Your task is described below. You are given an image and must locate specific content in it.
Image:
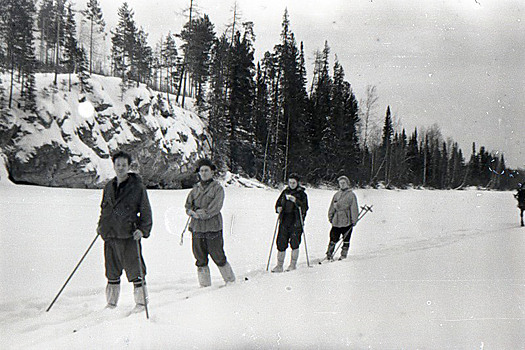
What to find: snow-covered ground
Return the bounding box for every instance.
[0,179,523,349]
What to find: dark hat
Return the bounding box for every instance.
[194,158,216,173]
[288,173,300,181]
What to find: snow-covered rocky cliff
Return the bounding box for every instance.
[0,74,210,188]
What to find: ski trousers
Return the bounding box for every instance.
[192,230,228,268]
[329,225,353,249]
[276,223,302,252]
[104,238,146,284]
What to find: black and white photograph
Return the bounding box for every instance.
[0,0,523,348]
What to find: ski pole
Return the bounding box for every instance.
[136,240,150,319]
[331,205,373,259]
[266,213,281,271]
[46,234,99,312]
[179,216,191,246]
[298,206,310,267]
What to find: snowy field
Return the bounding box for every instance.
[0,179,524,349]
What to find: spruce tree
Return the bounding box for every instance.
[179,14,215,106]
[81,0,105,74]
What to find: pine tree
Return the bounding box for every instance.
[227,24,256,175]
[135,27,153,86]
[207,34,230,170]
[379,106,393,184]
[179,14,215,106]
[111,2,137,82]
[37,0,55,65]
[309,41,333,182]
[329,58,360,181]
[2,0,37,110]
[161,32,179,102]
[81,0,105,75]
[63,2,80,91]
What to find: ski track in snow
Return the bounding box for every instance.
[0,183,524,349]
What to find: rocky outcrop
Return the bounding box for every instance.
[1,74,209,188]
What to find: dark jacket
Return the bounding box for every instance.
[517,188,525,208]
[185,180,224,233]
[275,186,309,229]
[97,173,152,240]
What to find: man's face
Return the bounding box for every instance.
[199,166,213,181]
[288,178,298,189]
[114,157,130,178]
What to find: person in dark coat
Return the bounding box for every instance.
[185,158,235,287]
[97,151,152,309]
[272,173,309,272]
[515,183,525,227]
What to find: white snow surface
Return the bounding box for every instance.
[0,184,523,349]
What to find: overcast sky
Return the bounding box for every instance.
[94,0,524,169]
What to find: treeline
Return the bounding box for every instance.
[0,1,519,189]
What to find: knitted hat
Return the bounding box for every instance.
[337,175,350,185]
[194,158,216,173]
[288,173,300,181]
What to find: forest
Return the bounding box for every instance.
[0,0,520,189]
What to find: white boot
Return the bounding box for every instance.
[198,266,211,287]
[218,262,236,284]
[133,284,148,307]
[272,251,286,273]
[105,283,120,308]
[286,249,299,271]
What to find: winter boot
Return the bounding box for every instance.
[198,266,212,287]
[218,262,236,284]
[326,242,336,260]
[271,251,286,273]
[105,283,120,308]
[286,249,299,271]
[133,282,148,307]
[339,247,349,260]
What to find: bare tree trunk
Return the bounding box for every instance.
[8,51,15,109]
[54,0,62,86]
[89,18,94,75]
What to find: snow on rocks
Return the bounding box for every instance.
[0,73,209,188]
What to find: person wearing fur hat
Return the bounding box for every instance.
[326,175,359,260]
[185,158,235,287]
[272,173,309,272]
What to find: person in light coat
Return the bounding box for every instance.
[326,175,359,260]
[185,158,235,287]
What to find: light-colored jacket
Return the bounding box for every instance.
[185,180,224,233]
[328,189,359,227]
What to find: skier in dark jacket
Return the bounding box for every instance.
[515,183,525,227]
[97,151,152,310]
[185,158,235,287]
[272,173,309,272]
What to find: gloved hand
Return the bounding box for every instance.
[276,207,282,214]
[133,229,143,240]
[188,210,200,219]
